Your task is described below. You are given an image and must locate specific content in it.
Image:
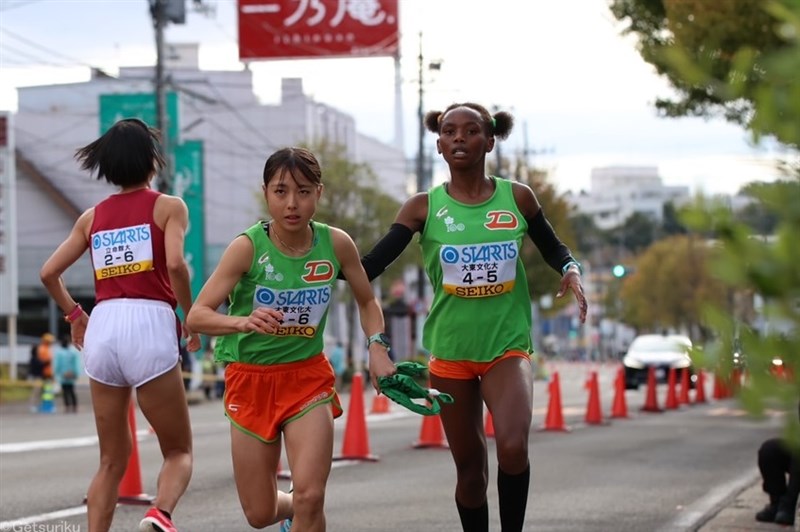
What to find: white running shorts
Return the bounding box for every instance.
[83,298,180,387]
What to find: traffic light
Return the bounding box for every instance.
[612,264,627,278]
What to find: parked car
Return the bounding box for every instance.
[622,334,694,390]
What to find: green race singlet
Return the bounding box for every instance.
[420,177,532,362]
[214,220,339,366]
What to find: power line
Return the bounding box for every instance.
[0,26,110,72]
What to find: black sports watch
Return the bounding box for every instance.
[367,333,391,349]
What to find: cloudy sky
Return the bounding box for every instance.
[0,0,787,195]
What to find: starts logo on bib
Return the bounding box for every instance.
[253,285,332,337]
[439,242,519,298]
[91,224,154,279]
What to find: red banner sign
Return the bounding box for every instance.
[238,0,399,61]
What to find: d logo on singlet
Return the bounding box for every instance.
[302,260,335,283]
[484,211,518,230]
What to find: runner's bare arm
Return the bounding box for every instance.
[162,196,193,317]
[40,208,93,314]
[40,209,93,348]
[187,235,283,336]
[332,227,395,389]
[161,195,202,350]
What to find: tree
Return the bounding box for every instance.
[662,202,688,236]
[620,211,660,253]
[737,182,782,235]
[569,212,608,255]
[516,168,578,314]
[682,182,799,443]
[609,0,791,132]
[616,0,800,440]
[619,234,729,338]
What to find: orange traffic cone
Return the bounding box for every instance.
[413,412,449,449]
[484,410,495,438]
[713,373,729,399]
[730,367,742,395]
[664,368,679,410]
[610,367,629,419]
[584,371,604,425]
[641,367,662,413]
[694,369,707,403]
[540,371,570,432]
[334,372,378,461]
[678,368,691,405]
[117,400,154,505]
[370,393,391,414]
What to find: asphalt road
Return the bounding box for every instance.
[0,361,781,531]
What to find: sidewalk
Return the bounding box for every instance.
[698,478,799,532]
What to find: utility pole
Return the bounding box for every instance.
[152,0,170,193]
[412,34,443,352]
[151,0,196,192]
[416,32,425,304]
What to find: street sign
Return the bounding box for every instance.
[173,140,205,309]
[237,0,399,60]
[99,92,180,144]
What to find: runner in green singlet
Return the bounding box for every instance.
[187,147,395,532]
[358,103,588,532]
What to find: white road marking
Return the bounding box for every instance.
[0,429,150,454]
[0,505,87,528]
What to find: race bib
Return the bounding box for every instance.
[253,285,332,338]
[440,241,518,298]
[91,224,154,279]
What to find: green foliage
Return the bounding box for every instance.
[615,0,800,442]
[619,234,729,337]
[609,0,794,138]
[682,182,800,439]
[736,183,782,234]
[620,212,660,253]
[516,170,578,312]
[569,212,609,255]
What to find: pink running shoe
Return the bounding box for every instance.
[139,507,177,532]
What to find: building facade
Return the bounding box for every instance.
[10,48,409,337]
[567,166,690,231]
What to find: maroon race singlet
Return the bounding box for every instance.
[89,188,177,308]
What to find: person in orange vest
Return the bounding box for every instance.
[37,332,55,381]
[27,333,51,412]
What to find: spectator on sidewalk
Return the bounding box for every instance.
[755,401,800,526]
[54,333,81,413]
[28,333,55,412]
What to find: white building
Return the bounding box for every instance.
[567,166,690,230]
[13,45,409,319]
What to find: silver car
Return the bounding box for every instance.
[622,334,694,390]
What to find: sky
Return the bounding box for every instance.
[0,0,789,196]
